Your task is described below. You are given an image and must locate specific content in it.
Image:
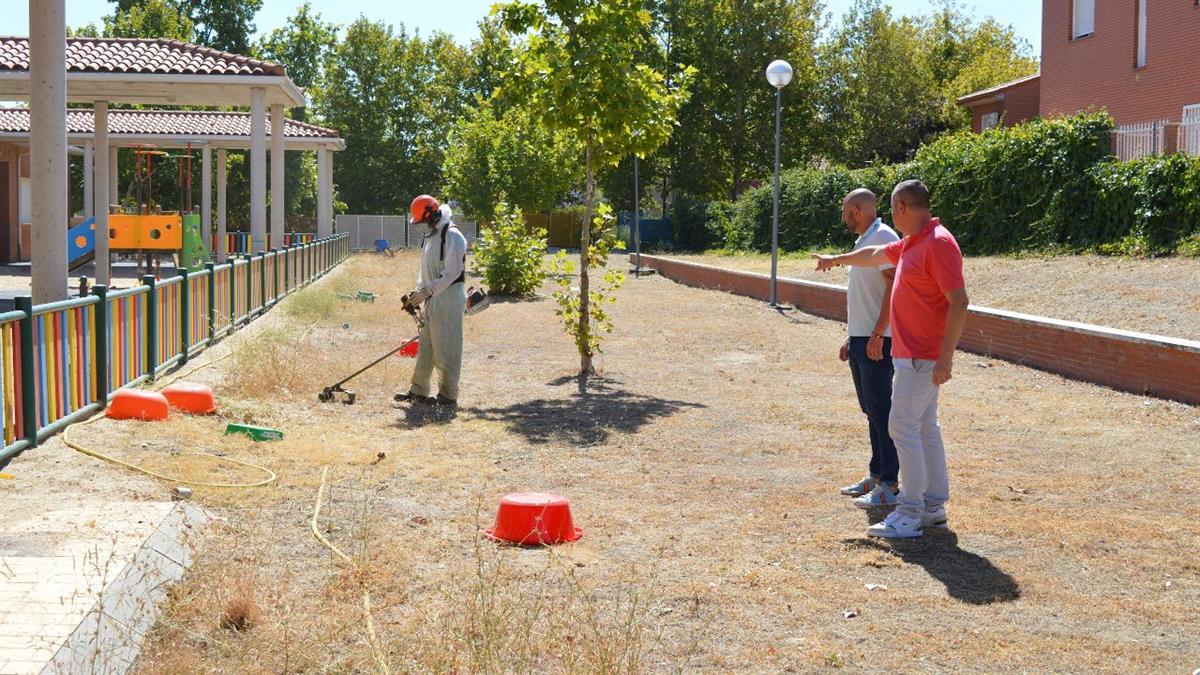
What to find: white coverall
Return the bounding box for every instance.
[410,204,468,401]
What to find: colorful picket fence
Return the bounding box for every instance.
[217,232,316,256]
[0,233,350,463]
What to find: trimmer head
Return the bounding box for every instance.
[318,385,356,405]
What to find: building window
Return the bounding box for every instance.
[981,112,1001,131]
[1136,0,1147,67]
[1073,0,1095,38]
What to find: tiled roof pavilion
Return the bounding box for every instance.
[0,108,345,150]
[0,37,304,106]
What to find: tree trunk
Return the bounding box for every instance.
[579,146,594,375]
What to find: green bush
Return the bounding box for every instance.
[669,196,718,251]
[702,111,1200,257]
[473,200,548,296]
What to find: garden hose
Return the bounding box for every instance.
[311,466,392,675]
[63,413,277,488]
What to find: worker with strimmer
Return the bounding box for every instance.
[395,195,469,407]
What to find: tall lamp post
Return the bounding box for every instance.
[633,154,641,276]
[765,59,793,307]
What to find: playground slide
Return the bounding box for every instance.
[67,217,97,273]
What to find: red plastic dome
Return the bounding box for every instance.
[486,492,582,546]
[106,389,170,421]
[160,381,217,414]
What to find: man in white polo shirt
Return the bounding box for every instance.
[835,189,901,508]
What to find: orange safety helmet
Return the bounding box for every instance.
[410,195,440,225]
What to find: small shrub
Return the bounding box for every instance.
[1177,232,1200,257]
[549,203,625,360]
[473,200,549,296]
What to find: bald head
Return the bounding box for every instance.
[841,188,878,235]
[890,180,932,235]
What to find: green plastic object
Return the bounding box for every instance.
[225,423,284,442]
[179,213,212,272]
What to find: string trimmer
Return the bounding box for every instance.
[317,286,489,405]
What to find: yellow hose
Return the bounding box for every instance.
[311,466,392,675]
[63,413,276,488]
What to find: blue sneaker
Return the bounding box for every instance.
[853,484,899,509]
[839,476,875,497]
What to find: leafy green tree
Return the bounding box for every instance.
[498,0,693,374]
[818,0,937,165]
[320,20,468,215]
[443,101,581,220]
[187,0,263,54]
[256,3,340,223]
[104,0,194,41]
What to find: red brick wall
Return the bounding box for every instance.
[636,254,1200,405]
[1041,0,1200,126]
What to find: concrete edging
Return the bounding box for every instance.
[633,254,1200,405]
[42,502,210,675]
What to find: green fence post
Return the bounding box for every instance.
[258,252,267,315]
[271,248,280,305]
[92,285,109,403]
[205,262,216,345]
[284,245,291,295]
[15,297,38,449]
[142,275,158,380]
[179,273,190,366]
[230,260,239,331]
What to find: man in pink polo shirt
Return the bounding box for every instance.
[814,180,970,538]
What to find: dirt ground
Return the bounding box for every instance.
[671,252,1200,340]
[63,250,1197,672]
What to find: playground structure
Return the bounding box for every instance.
[67,145,212,277]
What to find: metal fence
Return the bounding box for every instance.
[0,232,350,464]
[1114,120,1170,161]
[336,214,478,251]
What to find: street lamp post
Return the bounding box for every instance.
[765,59,793,307]
[633,154,641,276]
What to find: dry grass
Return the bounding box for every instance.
[672,251,1200,339]
[118,250,1199,672]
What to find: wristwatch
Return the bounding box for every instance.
[870,332,884,339]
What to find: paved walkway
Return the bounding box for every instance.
[0,440,203,674]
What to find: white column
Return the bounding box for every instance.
[325,146,335,235]
[250,87,267,253]
[94,101,110,284]
[316,145,330,237]
[30,0,67,303]
[270,104,285,249]
[217,148,228,263]
[108,146,118,206]
[82,142,94,219]
[201,145,212,252]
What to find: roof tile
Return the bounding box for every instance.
[0,107,339,140]
[0,37,286,77]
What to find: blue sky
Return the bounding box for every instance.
[1,0,1042,54]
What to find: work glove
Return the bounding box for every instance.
[405,287,432,309]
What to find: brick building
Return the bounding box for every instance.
[959,0,1200,158]
[957,73,1041,133]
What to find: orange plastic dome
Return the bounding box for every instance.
[106,389,170,421]
[161,381,217,414]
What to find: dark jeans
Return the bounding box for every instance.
[848,336,898,485]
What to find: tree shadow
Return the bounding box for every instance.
[464,376,704,446]
[844,531,1022,605]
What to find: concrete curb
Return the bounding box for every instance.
[634,253,1200,405]
[41,502,210,675]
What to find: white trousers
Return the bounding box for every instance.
[410,283,467,400]
[888,358,949,519]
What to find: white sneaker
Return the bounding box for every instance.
[866,510,923,538]
[840,476,875,497]
[921,506,948,529]
[853,484,899,509]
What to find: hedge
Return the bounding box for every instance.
[692,112,1200,256]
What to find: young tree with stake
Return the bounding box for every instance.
[496,0,693,375]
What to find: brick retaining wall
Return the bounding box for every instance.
[633,254,1200,405]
